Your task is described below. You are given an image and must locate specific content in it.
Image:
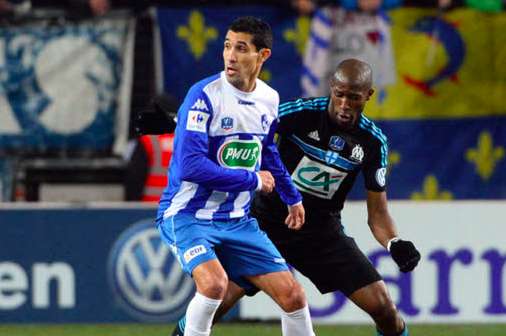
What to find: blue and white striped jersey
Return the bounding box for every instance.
[157,72,301,221]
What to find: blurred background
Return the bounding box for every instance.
[0,0,505,333]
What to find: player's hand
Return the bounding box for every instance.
[285,203,305,230]
[390,239,421,273]
[258,171,275,193]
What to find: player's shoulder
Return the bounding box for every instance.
[181,73,222,114]
[279,96,329,117]
[187,73,222,97]
[357,114,388,147]
[255,78,279,103]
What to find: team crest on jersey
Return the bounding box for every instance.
[217,139,261,171]
[221,117,234,130]
[350,144,364,163]
[191,98,209,111]
[329,136,345,151]
[261,114,269,131]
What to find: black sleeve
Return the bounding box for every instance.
[362,138,388,192]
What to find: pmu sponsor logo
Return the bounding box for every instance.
[108,220,195,322]
[305,248,506,318]
[217,139,261,171]
[0,262,75,310]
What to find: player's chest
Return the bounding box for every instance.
[286,130,365,199]
[293,127,368,170]
[208,97,274,137]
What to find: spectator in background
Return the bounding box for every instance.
[297,0,462,99]
[124,94,178,202]
[300,0,400,99]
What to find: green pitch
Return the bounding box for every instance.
[1,323,505,336]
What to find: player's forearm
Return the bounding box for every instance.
[180,154,258,192]
[368,212,398,249]
[261,144,302,205]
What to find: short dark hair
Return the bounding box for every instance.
[228,16,273,51]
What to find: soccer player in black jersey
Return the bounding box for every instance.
[171,59,420,336]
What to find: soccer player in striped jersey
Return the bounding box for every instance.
[158,16,315,336]
[172,59,420,336]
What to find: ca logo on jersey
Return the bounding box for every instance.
[291,156,347,199]
[217,139,261,171]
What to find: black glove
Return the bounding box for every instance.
[389,239,421,273]
[135,94,178,135]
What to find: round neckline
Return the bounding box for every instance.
[221,71,258,98]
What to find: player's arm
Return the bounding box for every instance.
[366,191,420,273]
[364,138,420,272]
[261,118,304,229]
[366,190,397,248]
[176,90,260,193]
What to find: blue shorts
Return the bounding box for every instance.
[158,213,288,290]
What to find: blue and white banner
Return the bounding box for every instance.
[0,18,135,155]
[0,205,206,323]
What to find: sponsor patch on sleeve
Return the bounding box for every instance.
[375,167,387,187]
[186,111,209,133]
[183,244,207,263]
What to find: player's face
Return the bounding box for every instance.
[328,81,373,128]
[223,31,269,92]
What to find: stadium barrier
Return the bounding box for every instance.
[0,202,504,323]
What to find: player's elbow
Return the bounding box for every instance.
[179,155,202,181]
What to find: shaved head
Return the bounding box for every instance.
[331,59,373,90]
[327,59,374,129]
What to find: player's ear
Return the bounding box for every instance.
[259,48,271,63]
[366,88,374,100]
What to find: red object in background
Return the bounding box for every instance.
[139,134,174,202]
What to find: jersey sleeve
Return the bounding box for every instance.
[362,137,388,192]
[261,119,302,206]
[175,86,258,192]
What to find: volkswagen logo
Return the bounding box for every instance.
[108,219,195,322]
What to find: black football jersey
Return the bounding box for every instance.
[253,96,388,223]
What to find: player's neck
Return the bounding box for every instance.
[238,75,257,92]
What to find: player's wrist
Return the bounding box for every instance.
[387,236,400,251]
[255,172,263,191]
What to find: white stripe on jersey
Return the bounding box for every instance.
[163,181,199,219]
[195,191,229,220]
[229,191,251,218]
